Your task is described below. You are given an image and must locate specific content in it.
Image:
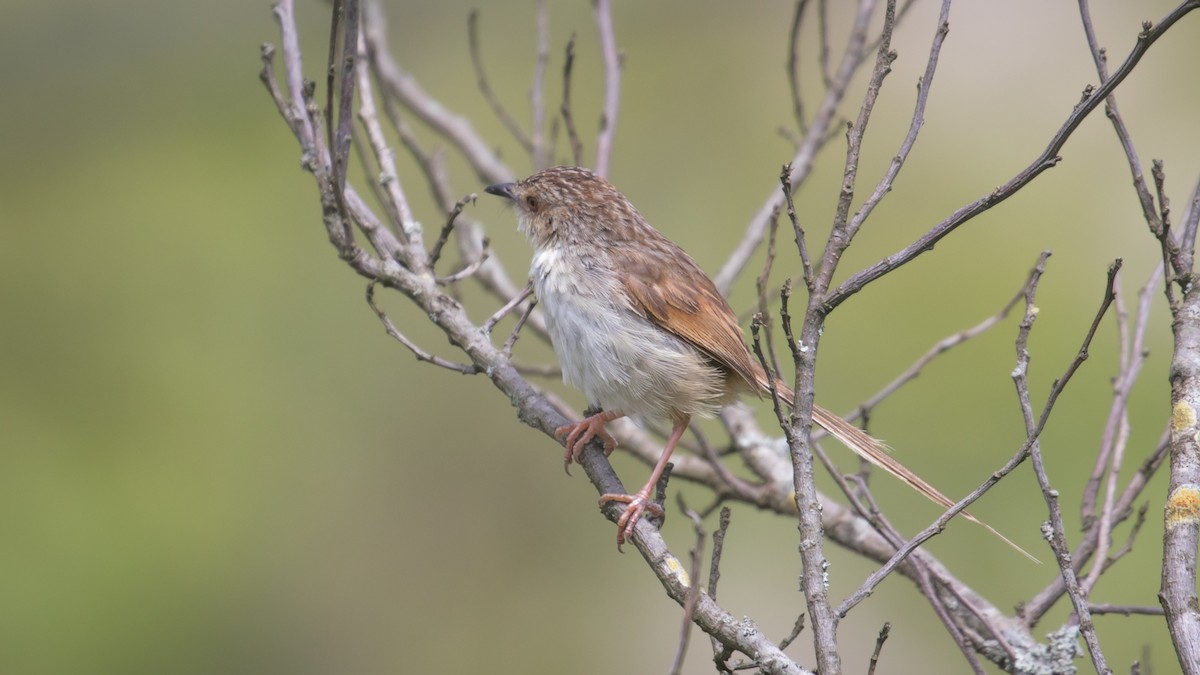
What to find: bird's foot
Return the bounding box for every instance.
[555,411,618,474]
[599,490,664,551]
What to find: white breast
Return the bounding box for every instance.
[530,244,727,422]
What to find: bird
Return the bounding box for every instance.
[485,166,1033,559]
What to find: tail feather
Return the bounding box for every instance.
[771,382,1039,563]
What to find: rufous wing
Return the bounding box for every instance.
[617,233,1036,562]
[619,237,762,391]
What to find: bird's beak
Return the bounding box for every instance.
[484,182,517,200]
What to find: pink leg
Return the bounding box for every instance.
[600,416,690,550]
[555,409,623,474]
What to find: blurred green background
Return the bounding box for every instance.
[2,0,1197,673]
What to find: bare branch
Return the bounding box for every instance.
[262,2,1200,671]
[837,252,1054,619]
[817,0,832,88]
[818,453,1000,673]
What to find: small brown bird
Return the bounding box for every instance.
[486,167,1032,559]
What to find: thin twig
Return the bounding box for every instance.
[669,497,706,675]
[817,0,832,88]
[824,454,1001,672]
[1014,261,1122,675]
[780,163,813,287]
[819,0,901,290]
[836,252,1054,619]
[366,282,479,375]
[593,0,620,177]
[836,0,946,253]
[501,297,537,357]
[482,282,535,335]
[786,0,813,134]
[778,614,807,652]
[259,44,306,143]
[1081,264,1159,526]
[849,263,1030,425]
[1088,604,1166,617]
[1082,265,1160,599]
[468,10,533,153]
[707,507,733,668]
[531,0,550,168]
[560,34,584,168]
[867,622,891,675]
[1022,431,1169,625]
[324,0,360,257]
[436,242,490,285]
[429,194,475,269]
[356,38,421,255]
[1178,172,1200,280]
[1076,0,1162,239]
[268,2,316,150]
[755,207,784,377]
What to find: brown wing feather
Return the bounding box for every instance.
[620,238,762,390]
[617,228,1038,562]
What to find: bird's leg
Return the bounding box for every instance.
[600,416,689,550]
[555,409,623,473]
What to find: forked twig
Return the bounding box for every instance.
[1013,261,1122,675]
[366,282,478,375]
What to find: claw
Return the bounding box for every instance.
[554,411,619,474]
[600,492,664,551]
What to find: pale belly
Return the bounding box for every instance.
[531,250,729,422]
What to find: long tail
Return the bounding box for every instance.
[771,382,1039,563]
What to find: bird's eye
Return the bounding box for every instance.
[525,195,539,210]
